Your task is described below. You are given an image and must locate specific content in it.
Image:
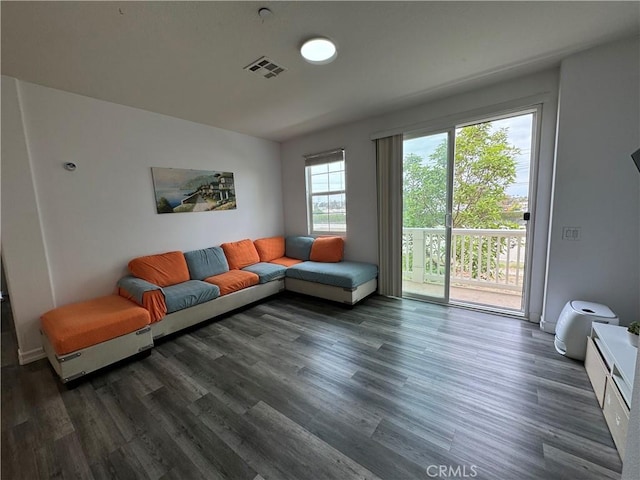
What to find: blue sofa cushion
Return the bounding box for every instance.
[285,236,315,261]
[285,261,378,289]
[163,280,220,314]
[242,262,287,284]
[184,247,229,280]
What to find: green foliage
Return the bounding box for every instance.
[403,123,520,229]
[156,197,174,214]
[313,213,346,224]
[628,321,640,335]
[452,124,519,228]
[403,153,447,228]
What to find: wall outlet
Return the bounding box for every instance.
[562,226,581,241]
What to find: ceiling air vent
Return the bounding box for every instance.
[244,56,287,79]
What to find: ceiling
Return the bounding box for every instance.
[2,2,639,142]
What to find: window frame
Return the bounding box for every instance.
[304,148,347,236]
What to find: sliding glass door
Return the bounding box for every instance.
[402,130,454,302]
[401,109,537,314]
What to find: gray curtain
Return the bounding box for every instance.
[376,135,403,297]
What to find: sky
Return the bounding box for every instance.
[403,113,533,198]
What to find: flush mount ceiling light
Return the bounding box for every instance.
[300,37,337,65]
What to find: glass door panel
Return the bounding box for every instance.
[449,112,534,313]
[402,131,453,302]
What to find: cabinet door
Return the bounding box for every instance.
[584,337,608,407]
[603,377,630,460]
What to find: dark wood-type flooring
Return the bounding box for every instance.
[1,293,623,479]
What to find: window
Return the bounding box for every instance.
[305,148,346,235]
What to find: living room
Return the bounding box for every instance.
[1,2,639,479]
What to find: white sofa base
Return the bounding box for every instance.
[41,326,154,383]
[285,277,377,305]
[151,278,285,339]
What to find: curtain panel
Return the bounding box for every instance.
[376,135,403,297]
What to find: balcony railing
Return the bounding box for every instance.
[402,228,526,292]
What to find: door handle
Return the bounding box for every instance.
[445,214,452,228]
[523,212,531,221]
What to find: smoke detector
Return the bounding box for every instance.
[244,56,287,79]
[258,7,272,19]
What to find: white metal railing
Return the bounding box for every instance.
[402,228,526,292]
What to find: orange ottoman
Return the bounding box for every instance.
[41,295,153,383]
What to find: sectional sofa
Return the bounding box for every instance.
[118,235,377,339]
[40,235,378,383]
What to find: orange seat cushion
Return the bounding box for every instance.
[204,270,259,296]
[254,236,285,262]
[41,295,150,355]
[270,256,303,267]
[221,239,260,270]
[128,251,190,287]
[310,236,344,263]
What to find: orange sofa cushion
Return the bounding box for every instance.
[270,256,303,267]
[204,270,259,296]
[310,236,344,263]
[221,239,260,270]
[254,236,285,262]
[128,251,190,287]
[41,295,150,355]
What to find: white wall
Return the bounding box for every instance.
[2,78,283,362]
[1,77,56,363]
[282,121,379,263]
[542,37,640,330]
[282,69,559,322]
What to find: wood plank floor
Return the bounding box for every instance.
[1,293,623,479]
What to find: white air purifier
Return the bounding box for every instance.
[554,300,618,360]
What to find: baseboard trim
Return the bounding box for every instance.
[539,316,556,334]
[18,346,46,365]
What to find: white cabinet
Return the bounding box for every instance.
[585,323,637,460]
[603,376,630,460]
[585,335,608,407]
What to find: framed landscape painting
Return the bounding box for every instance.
[151,167,236,214]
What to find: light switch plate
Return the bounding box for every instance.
[562,226,581,241]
